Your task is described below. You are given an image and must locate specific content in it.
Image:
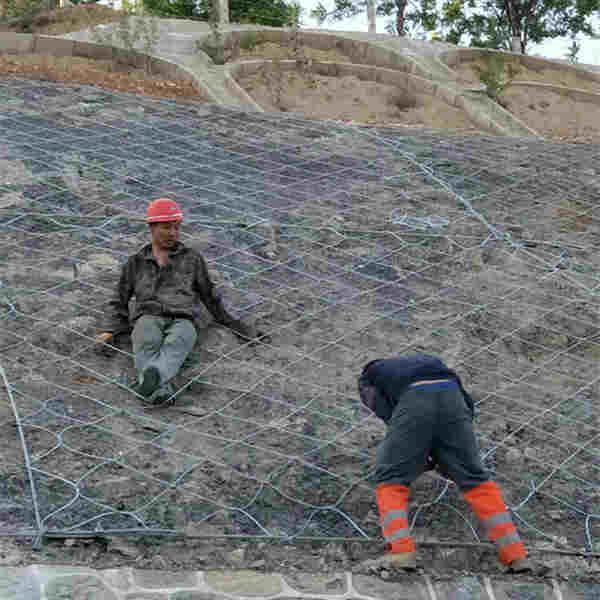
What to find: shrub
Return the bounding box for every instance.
[474,54,520,103]
[141,0,196,19]
[2,0,47,32]
[388,90,418,112]
[239,32,262,52]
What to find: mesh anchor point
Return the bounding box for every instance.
[32,528,46,551]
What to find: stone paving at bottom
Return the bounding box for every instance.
[1,566,599,600]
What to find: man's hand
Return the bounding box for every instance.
[95,332,114,344]
[94,332,116,357]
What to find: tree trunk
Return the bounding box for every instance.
[511,36,520,53]
[395,0,407,35]
[217,0,229,24]
[367,0,376,33]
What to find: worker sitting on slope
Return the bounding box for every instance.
[96,198,265,406]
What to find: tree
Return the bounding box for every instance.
[312,0,599,53]
[196,0,295,27]
[311,0,438,36]
[440,0,599,54]
[143,0,196,18]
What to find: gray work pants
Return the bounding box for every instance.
[131,315,197,394]
[376,380,489,491]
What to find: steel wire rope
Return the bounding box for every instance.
[2,81,596,548]
[360,126,600,294]
[0,363,44,546]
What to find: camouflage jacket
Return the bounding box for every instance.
[105,242,248,336]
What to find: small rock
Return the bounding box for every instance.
[251,559,266,568]
[227,548,245,565]
[0,550,22,566]
[505,448,522,463]
[151,555,168,569]
[548,510,562,521]
[589,562,600,574]
[380,569,391,579]
[108,538,139,558]
[0,192,28,208]
[86,253,120,271]
[523,447,536,460]
[64,538,76,547]
[365,510,379,523]
[552,535,569,547]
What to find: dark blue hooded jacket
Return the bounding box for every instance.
[358,354,475,422]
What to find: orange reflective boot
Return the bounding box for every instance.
[355,483,418,573]
[376,483,416,555]
[463,480,527,566]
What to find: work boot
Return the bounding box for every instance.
[506,557,550,576]
[141,382,176,409]
[508,557,532,572]
[357,551,417,573]
[137,367,160,398]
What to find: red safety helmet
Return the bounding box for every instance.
[146,198,183,223]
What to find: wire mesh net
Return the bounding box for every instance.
[0,77,598,551]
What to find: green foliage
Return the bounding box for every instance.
[312,0,438,37]
[311,0,598,52]
[440,0,598,53]
[196,0,295,27]
[141,0,196,18]
[1,0,46,31]
[239,31,262,51]
[474,53,520,102]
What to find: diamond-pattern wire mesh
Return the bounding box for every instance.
[0,77,599,550]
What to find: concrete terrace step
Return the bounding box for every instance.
[56,20,542,136]
[51,18,600,135]
[1,565,597,600]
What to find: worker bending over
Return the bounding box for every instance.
[358,354,531,572]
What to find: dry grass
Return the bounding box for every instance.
[500,86,600,142]
[237,40,351,64]
[240,68,477,130]
[455,57,600,93]
[0,53,206,102]
[0,4,123,35]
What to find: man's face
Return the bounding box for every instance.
[150,221,181,250]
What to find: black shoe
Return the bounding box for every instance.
[507,558,533,573]
[506,557,551,576]
[151,393,175,408]
[138,367,160,398]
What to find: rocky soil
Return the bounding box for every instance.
[0,78,598,579]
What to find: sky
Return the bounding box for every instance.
[298,0,600,66]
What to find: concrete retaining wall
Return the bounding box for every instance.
[0,32,213,101]
[229,58,537,136]
[440,47,600,86]
[508,81,600,105]
[221,29,426,77]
